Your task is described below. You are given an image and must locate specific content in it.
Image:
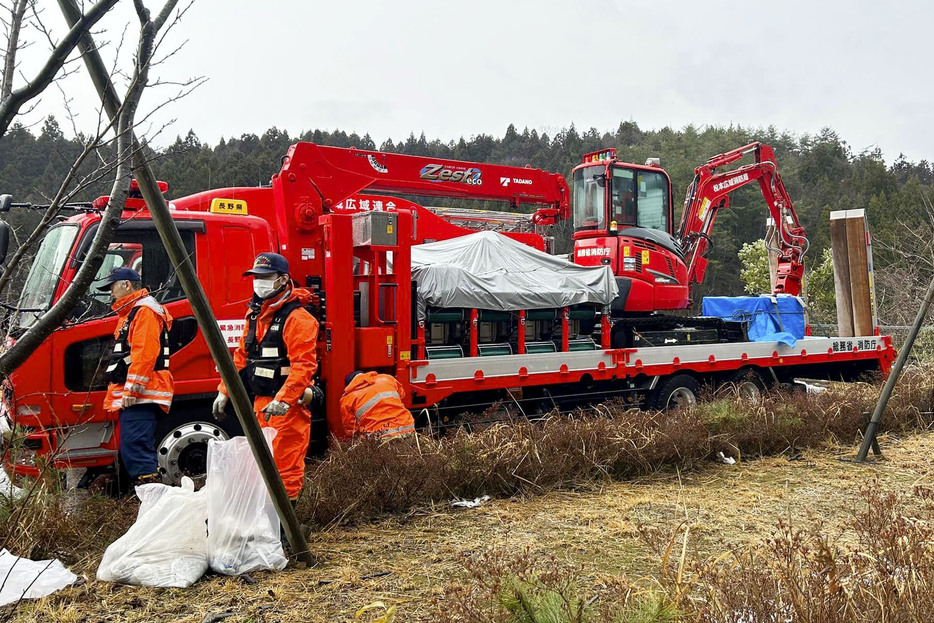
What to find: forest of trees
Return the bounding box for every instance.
[1,117,931,322]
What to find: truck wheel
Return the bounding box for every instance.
[652,374,700,410]
[729,369,768,402]
[155,409,231,485]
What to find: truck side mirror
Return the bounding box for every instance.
[0,195,12,213]
[0,221,10,264]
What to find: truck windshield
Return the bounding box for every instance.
[572,166,606,231]
[17,224,79,328]
[612,166,669,231]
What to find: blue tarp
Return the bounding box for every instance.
[701,294,806,347]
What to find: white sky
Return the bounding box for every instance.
[16,0,934,163]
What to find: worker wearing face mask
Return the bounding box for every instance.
[212,252,319,502]
[98,267,174,487]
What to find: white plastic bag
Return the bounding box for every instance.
[206,429,287,575]
[0,468,25,501]
[0,549,77,606]
[96,476,208,587]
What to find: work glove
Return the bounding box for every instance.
[122,395,138,408]
[262,400,290,421]
[212,392,229,420]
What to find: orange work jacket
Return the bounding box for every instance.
[339,372,415,441]
[219,286,319,499]
[104,289,174,413]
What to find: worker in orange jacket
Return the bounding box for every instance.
[212,252,319,501]
[339,371,415,441]
[99,267,174,486]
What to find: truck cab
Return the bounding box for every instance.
[570,149,689,313]
[4,186,277,483]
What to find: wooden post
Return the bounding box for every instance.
[58,0,315,565]
[866,219,879,329]
[830,210,854,337]
[846,210,873,336]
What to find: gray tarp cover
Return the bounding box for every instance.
[411,231,619,319]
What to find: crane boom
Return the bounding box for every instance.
[276,142,570,226]
[676,142,808,296]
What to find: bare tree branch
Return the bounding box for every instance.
[874,194,934,327]
[0,0,118,138]
[0,125,115,297]
[0,0,163,376]
[1,0,27,100]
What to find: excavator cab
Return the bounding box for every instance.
[571,149,690,314]
[571,150,672,235]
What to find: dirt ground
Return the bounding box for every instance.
[10,430,934,623]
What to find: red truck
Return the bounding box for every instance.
[0,143,895,484]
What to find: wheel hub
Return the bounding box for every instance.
[736,380,763,402]
[668,387,697,409]
[158,421,229,485]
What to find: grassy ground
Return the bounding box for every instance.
[8,429,933,622]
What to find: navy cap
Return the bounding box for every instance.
[96,267,141,291]
[243,252,289,276]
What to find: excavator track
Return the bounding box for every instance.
[610,314,747,348]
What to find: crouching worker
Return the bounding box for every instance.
[212,252,318,503]
[99,267,174,487]
[339,371,415,441]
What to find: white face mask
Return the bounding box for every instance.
[253,278,279,299]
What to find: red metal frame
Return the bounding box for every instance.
[407,335,896,409]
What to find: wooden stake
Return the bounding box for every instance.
[845,210,873,336]
[830,210,854,337]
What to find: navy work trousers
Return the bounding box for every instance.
[119,404,160,478]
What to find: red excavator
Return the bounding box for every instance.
[570,143,808,345]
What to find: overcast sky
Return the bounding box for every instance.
[20,0,933,164]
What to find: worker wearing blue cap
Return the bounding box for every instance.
[212,252,319,501]
[97,266,174,486]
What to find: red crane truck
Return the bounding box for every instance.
[0,142,895,484]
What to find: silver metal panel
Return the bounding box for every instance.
[412,350,615,382]
[57,421,114,453]
[352,211,397,247]
[411,336,882,383]
[59,448,118,461]
[629,336,880,366]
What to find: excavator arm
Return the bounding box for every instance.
[677,142,808,296]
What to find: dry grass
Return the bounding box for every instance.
[2,431,934,621]
[433,477,934,622]
[299,369,934,527]
[1,369,933,621]
[683,480,934,621]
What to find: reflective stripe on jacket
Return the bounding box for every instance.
[104,289,174,413]
[339,372,414,441]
